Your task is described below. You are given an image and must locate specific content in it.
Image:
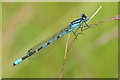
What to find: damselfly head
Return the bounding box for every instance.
[81,14,89,22]
[81,13,87,18]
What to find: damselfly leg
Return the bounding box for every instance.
[75,21,90,35]
[72,30,78,39]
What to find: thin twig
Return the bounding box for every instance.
[59,34,70,79]
[89,6,102,21]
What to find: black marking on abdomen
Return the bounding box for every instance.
[47,42,50,45]
[57,35,60,39]
[38,46,43,51]
[22,55,28,60]
[28,51,35,57]
[66,29,70,33]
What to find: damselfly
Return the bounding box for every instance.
[13,14,89,66]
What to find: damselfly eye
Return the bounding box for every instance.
[81,14,84,17]
[81,14,87,18]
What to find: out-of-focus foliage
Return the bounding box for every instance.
[3,2,118,78]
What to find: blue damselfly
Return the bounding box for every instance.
[13,14,89,66]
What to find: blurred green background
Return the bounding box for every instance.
[2,2,118,78]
